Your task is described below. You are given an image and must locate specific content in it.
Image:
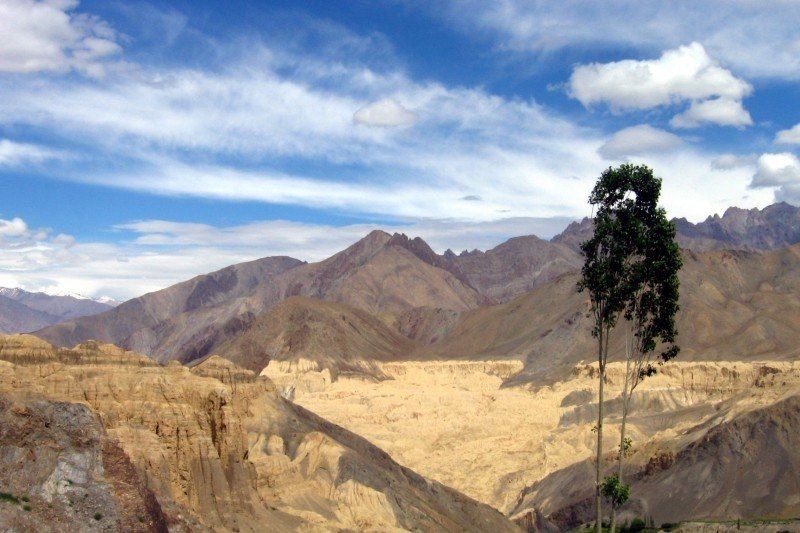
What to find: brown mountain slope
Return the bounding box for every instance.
[421,245,800,383]
[36,230,481,364]
[34,255,304,358]
[513,393,800,529]
[0,334,518,532]
[442,235,581,303]
[215,296,416,375]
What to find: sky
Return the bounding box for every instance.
[1,0,800,300]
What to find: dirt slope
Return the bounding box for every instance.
[513,393,800,529]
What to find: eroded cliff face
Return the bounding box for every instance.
[0,334,518,532]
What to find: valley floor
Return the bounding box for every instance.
[272,358,800,522]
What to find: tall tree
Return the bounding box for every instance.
[579,164,681,533]
[607,170,682,533]
[579,165,641,533]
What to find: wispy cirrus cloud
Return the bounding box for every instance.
[404,0,800,79]
[0,139,64,166]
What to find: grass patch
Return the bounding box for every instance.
[0,492,20,505]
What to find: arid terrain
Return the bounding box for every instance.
[274,358,800,528]
[2,202,800,531]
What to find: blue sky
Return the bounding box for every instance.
[1,0,800,299]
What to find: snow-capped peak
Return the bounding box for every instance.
[0,287,119,307]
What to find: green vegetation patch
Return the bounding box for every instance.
[0,492,20,505]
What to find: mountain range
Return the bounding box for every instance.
[0,288,116,334]
[31,202,800,382]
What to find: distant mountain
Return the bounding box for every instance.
[0,295,57,333]
[35,254,306,362]
[552,201,800,253]
[673,201,800,251]
[441,235,581,303]
[217,296,415,376]
[32,201,800,374]
[0,288,116,334]
[36,230,483,363]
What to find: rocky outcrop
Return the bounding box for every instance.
[0,334,518,532]
[0,392,169,532]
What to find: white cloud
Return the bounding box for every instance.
[413,1,800,79]
[569,43,752,128]
[0,10,776,238]
[0,139,62,166]
[0,0,121,76]
[751,153,800,187]
[749,153,800,205]
[354,98,417,127]
[0,217,29,238]
[775,124,800,145]
[598,125,683,160]
[670,97,752,129]
[0,50,610,221]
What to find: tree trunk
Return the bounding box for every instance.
[595,330,605,533]
[610,335,633,533]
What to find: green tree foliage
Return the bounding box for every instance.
[601,473,630,508]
